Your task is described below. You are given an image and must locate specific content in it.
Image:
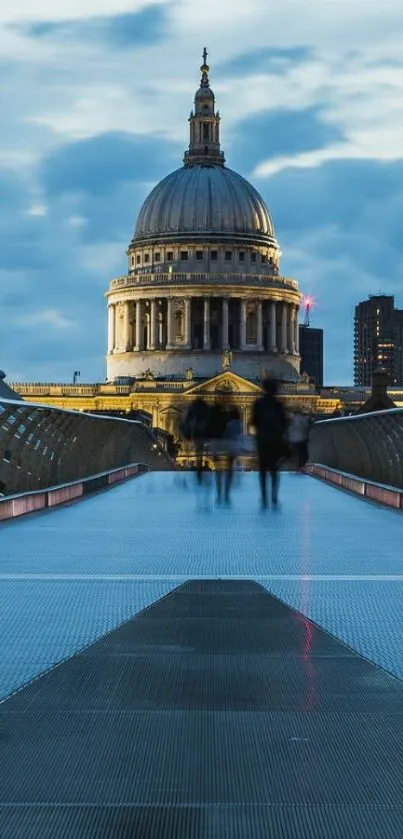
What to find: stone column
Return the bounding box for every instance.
[184,298,191,348]
[166,298,174,349]
[281,303,288,353]
[148,299,157,350]
[270,301,277,351]
[122,301,130,351]
[241,406,248,435]
[203,298,211,350]
[257,301,263,350]
[295,307,300,354]
[107,304,115,354]
[290,306,295,354]
[240,299,247,350]
[222,298,229,349]
[135,299,144,351]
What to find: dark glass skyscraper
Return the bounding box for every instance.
[354,295,403,386]
[299,325,323,387]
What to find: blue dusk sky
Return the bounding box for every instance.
[1,0,403,385]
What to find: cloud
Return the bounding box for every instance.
[19,6,168,48]
[2,1,403,386]
[229,106,344,173]
[254,140,403,178]
[253,157,403,383]
[37,132,181,246]
[218,46,312,75]
[0,0,169,25]
[27,203,48,216]
[40,132,179,198]
[15,309,75,329]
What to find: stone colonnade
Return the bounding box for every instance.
[108,297,299,355]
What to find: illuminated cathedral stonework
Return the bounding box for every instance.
[14,54,341,458]
[106,50,301,384]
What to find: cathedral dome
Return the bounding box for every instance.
[133,164,276,246]
[131,47,277,250]
[107,50,301,389]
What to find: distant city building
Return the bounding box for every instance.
[299,325,323,387]
[354,295,403,386]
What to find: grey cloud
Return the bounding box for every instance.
[3,121,403,384]
[40,132,180,199]
[255,159,403,383]
[218,47,312,76]
[229,106,344,174]
[14,6,168,49]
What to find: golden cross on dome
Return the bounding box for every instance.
[201,47,209,74]
[200,47,210,85]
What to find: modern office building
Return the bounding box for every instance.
[354,295,403,386]
[299,325,323,387]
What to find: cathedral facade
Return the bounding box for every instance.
[13,53,346,455]
[106,50,301,385]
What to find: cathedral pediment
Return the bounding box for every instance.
[186,371,263,396]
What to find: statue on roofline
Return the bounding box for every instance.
[222,349,232,370]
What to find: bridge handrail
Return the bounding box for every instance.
[0,461,148,522]
[0,396,173,497]
[315,406,403,423]
[0,461,148,502]
[309,408,403,489]
[307,462,403,509]
[307,462,399,492]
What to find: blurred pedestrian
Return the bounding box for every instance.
[180,398,210,483]
[222,406,242,504]
[205,401,228,504]
[288,411,311,472]
[252,378,287,509]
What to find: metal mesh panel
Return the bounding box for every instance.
[0,398,173,496]
[310,409,403,488]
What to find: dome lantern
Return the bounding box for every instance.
[131,47,278,247]
[183,47,225,167]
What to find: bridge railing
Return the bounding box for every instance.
[309,408,403,488]
[0,462,148,521]
[0,397,174,496]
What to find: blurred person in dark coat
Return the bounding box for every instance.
[252,378,287,509]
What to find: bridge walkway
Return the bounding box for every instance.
[1,473,403,836]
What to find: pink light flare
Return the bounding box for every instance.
[302,296,315,311]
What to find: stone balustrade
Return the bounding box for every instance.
[110,272,299,292]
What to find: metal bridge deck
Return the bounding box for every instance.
[1,473,403,836]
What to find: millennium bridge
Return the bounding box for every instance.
[1,395,403,838]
